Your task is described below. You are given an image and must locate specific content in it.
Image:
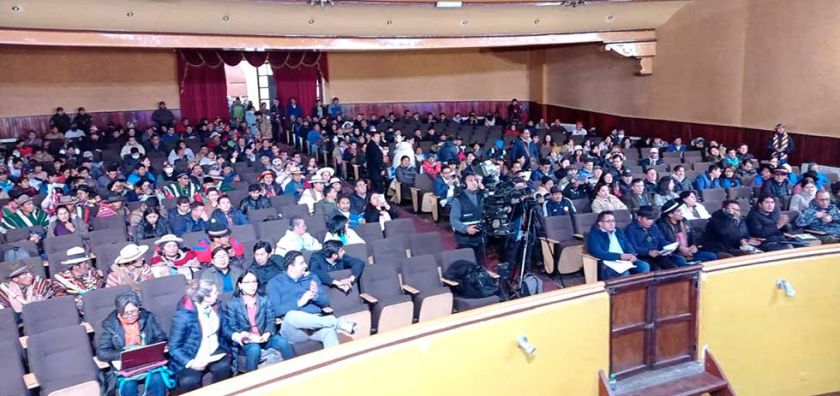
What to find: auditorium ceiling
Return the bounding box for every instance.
[0,0,690,50]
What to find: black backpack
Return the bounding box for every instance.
[444,259,501,299]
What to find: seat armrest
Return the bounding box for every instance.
[440,277,459,287]
[360,293,379,304]
[573,233,584,240]
[19,336,27,349]
[275,317,283,325]
[23,373,38,389]
[409,187,421,192]
[401,284,420,295]
[486,270,500,279]
[321,307,334,315]
[93,357,110,370]
[805,229,828,236]
[43,260,49,267]
[82,322,94,333]
[540,237,560,244]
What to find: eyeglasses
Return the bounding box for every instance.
[239,280,258,285]
[122,309,139,316]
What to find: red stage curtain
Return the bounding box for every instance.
[273,66,320,119]
[177,51,229,122]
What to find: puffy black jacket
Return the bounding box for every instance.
[239,196,271,215]
[703,210,749,252]
[746,207,788,243]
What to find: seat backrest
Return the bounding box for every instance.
[360,264,403,299]
[400,255,442,291]
[384,218,415,240]
[0,308,20,346]
[324,269,365,314]
[91,241,130,273]
[439,248,477,275]
[270,195,296,208]
[255,220,288,242]
[571,198,592,213]
[544,216,575,242]
[573,212,599,236]
[28,325,99,396]
[86,228,128,245]
[344,243,369,262]
[247,208,279,224]
[43,234,85,255]
[0,340,28,396]
[409,232,443,257]
[356,222,384,243]
[22,295,80,336]
[0,256,46,279]
[140,274,187,335]
[0,240,40,263]
[728,186,753,200]
[90,216,127,232]
[700,188,727,203]
[613,210,633,229]
[230,224,257,241]
[6,225,45,243]
[373,237,409,258]
[414,173,435,192]
[81,285,132,343]
[281,204,310,219]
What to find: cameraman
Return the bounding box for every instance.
[449,173,487,268]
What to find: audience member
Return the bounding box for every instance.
[0,260,56,320]
[591,183,628,214]
[133,207,174,242]
[239,183,271,215]
[200,247,243,295]
[266,251,356,348]
[694,164,723,190]
[308,240,365,292]
[543,186,575,217]
[621,178,653,213]
[585,211,651,279]
[0,194,49,234]
[150,234,201,279]
[746,195,794,251]
[760,167,793,205]
[96,291,169,396]
[249,241,284,294]
[768,123,794,164]
[656,200,717,263]
[364,193,400,227]
[275,216,323,256]
[210,195,248,228]
[193,219,245,264]
[106,244,154,292]
[223,270,295,373]
[789,179,817,212]
[325,215,365,245]
[625,206,686,269]
[679,190,711,220]
[169,279,232,393]
[52,247,104,312]
[794,191,840,239]
[48,198,89,237]
[703,200,762,256]
[298,175,325,214]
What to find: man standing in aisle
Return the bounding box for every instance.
[449,173,487,269]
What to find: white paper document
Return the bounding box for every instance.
[659,242,680,256]
[603,260,636,274]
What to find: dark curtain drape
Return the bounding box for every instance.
[178,49,327,122]
[177,51,229,122]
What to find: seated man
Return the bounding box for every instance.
[193,219,245,264]
[434,167,458,208]
[239,183,271,215]
[333,194,364,228]
[621,178,654,214]
[0,260,56,321]
[0,194,49,234]
[298,176,325,214]
[308,240,365,292]
[794,190,840,241]
[210,195,248,228]
[394,155,417,203]
[266,251,356,348]
[543,186,575,217]
[52,247,105,313]
[703,200,763,256]
[639,147,663,167]
[283,168,305,200]
[746,194,795,250]
[694,164,723,190]
[760,167,792,206]
[624,206,686,270]
[585,211,651,280]
[275,216,323,257]
[655,200,717,263]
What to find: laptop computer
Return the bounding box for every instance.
[118,342,168,377]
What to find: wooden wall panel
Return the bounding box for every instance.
[340,100,530,123]
[0,109,182,139]
[536,103,840,167]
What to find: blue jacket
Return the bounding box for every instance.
[510,139,538,164]
[284,180,304,200]
[434,176,451,199]
[586,225,637,261]
[210,208,248,228]
[437,141,459,163]
[624,222,667,259]
[223,295,277,343]
[544,198,575,217]
[720,177,742,189]
[168,297,230,373]
[266,272,330,317]
[694,173,722,190]
[308,251,366,286]
[171,215,207,236]
[286,104,303,119]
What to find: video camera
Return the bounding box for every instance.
[475,160,536,237]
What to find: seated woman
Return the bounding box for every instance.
[96,291,170,396]
[52,246,104,313]
[107,244,154,292]
[720,166,743,189]
[149,234,201,279]
[223,270,295,373]
[169,279,232,394]
[133,208,173,243]
[789,179,817,213]
[590,183,628,214]
[363,193,400,229]
[678,190,711,220]
[324,215,365,245]
[47,197,89,237]
[653,177,679,207]
[200,247,243,296]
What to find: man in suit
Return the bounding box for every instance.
[365,131,386,194]
[639,147,663,167]
[621,178,654,214]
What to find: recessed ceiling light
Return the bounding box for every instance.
[222,15,230,21]
[126,11,134,17]
[11,5,21,12]
[460,19,469,25]
[606,15,614,22]
[534,19,540,24]
[308,18,315,24]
